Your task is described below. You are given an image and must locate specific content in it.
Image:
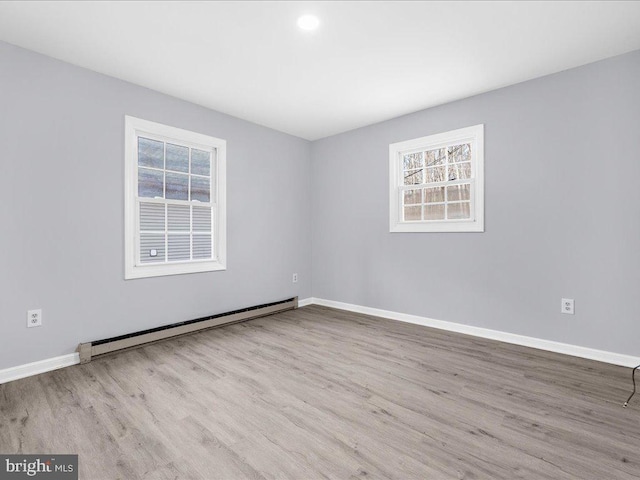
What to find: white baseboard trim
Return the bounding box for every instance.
[3,298,636,384]
[0,353,80,385]
[307,297,640,368]
[1,299,314,384]
[298,297,314,307]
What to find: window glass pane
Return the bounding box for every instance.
[191,149,211,176]
[424,204,445,220]
[138,168,164,198]
[425,166,446,183]
[138,137,164,169]
[166,143,189,173]
[447,202,471,219]
[166,172,189,200]
[404,169,423,185]
[191,176,210,202]
[140,234,165,263]
[448,143,471,163]
[193,234,212,259]
[403,153,423,170]
[424,186,445,203]
[404,189,421,205]
[167,204,190,231]
[168,234,190,261]
[425,148,446,167]
[404,205,421,221]
[447,184,471,201]
[140,202,165,231]
[193,206,212,232]
[447,162,471,181]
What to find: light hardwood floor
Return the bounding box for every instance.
[1,305,639,479]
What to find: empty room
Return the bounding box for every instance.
[1,1,640,479]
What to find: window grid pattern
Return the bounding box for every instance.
[136,136,216,265]
[400,143,474,222]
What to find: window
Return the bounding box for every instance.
[389,124,484,233]
[124,116,226,279]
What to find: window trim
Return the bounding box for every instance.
[389,124,484,233]
[124,115,227,279]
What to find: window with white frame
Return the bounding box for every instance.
[389,124,484,233]
[124,116,226,279]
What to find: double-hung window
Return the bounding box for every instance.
[389,124,484,232]
[124,116,226,279]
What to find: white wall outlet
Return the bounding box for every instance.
[27,309,42,328]
[561,298,574,315]
[292,273,298,283]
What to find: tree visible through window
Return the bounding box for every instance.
[389,125,484,233]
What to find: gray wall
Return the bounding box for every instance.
[311,50,640,357]
[0,41,312,370]
[2,40,639,371]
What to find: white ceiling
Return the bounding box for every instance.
[1,1,639,140]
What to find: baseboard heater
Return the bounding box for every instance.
[77,296,298,364]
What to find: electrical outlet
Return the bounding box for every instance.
[561,298,574,315]
[292,273,298,283]
[27,309,42,328]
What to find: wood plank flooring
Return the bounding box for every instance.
[1,305,639,479]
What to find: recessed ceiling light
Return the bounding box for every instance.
[297,14,320,31]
